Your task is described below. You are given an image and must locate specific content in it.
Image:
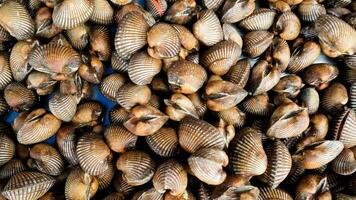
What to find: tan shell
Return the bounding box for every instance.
[132,188,164,200]
[0,133,15,167]
[65,168,99,200]
[97,162,114,190]
[222,25,242,49]
[218,107,246,128]
[78,54,105,84]
[224,58,250,88]
[188,148,228,185]
[0,53,13,91]
[53,0,94,29]
[172,24,200,52]
[178,117,226,153]
[332,108,356,148]
[111,52,129,73]
[221,0,256,23]
[34,7,62,39]
[302,63,339,90]
[0,159,26,180]
[71,101,102,127]
[249,60,281,95]
[104,125,137,153]
[146,127,178,157]
[112,172,135,195]
[229,128,267,176]
[298,0,326,22]
[193,9,223,46]
[165,93,199,121]
[2,172,55,200]
[274,11,301,41]
[321,82,348,113]
[114,2,155,25]
[240,93,274,116]
[48,93,77,122]
[146,0,167,19]
[0,96,8,116]
[116,83,151,110]
[239,8,276,31]
[331,147,356,175]
[257,187,293,200]
[116,150,156,186]
[295,175,331,200]
[110,106,130,124]
[100,73,126,102]
[56,126,78,166]
[10,40,37,82]
[272,74,304,98]
[202,0,224,10]
[89,26,111,61]
[26,71,57,96]
[287,40,321,73]
[128,51,162,85]
[90,0,114,25]
[66,24,89,50]
[243,31,274,58]
[350,83,356,109]
[0,24,11,42]
[164,0,197,25]
[187,93,207,118]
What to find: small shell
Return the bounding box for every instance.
[116,150,156,186]
[257,187,293,200]
[34,7,62,39]
[66,24,89,50]
[298,0,326,22]
[302,63,339,90]
[332,108,356,148]
[267,37,291,72]
[272,74,304,98]
[287,40,321,73]
[116,83,151,110]
[331,147,356,175]
[0,0,34,40]
[71,101,102,127]
[2,172,55,200]
[221,0,256,23]
[146,127,178,157]
[240,93,274,116]
[167,60,207,94]
[321,82,348,113]
[65,168,99,200]
[165,93,199,121]
[10,40,37,82]
[0,53,13,91]
[0,133,15,167]
[56,126,78,166]
[124,105,168,136]
[187,93,207,117]
[100,74,126,102]
[229,128,268,176]
[224,58,250,88]
[164,0,197,25]
[97,162,114,190]
[274,11,301,41]
[89,26,111,61]
[52,0,94,29]
[115,12,149,60]
[188,148,228,185]
[201,40,242,75]
[202,0,224,10]
[172,24,199,52]
[4,83,37,112]
[249,60,281,95]
[239,8,276,31]
[104,125,137,153]
[222,23,243,47]
[153,159,188,195]
[0,159,26,180]
[90,0,114,25]
[146,0,168,19]
[128,51,162,85]
[217,107,246,128]
[243,31,274,58]
[110,106,130,124]
[49,93,77,122]
[111,52,129,73]
[295,175,331,200]
[193,9,223,46]
[300,87,320,115]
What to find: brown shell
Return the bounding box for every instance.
[0,53,13,91]
[104,125,137,153]
[0,1,34,40]
[229,128,267,176]
[49,93,77,122]
[201,40,242,75]
[66,24,89,50]
[287,40,321,73]
[34,7,62,39]
[240,93,274,116]
[332,108,356,148]
[104,193,125,200]
[298,0,326,22]
[112,173,135,195]
[65,168,99,200]
[257,187,293,200]
[274,11,301,41]
[111,52,129,73]
[188,148,228,185]
[0,133,15,167]
[146,0,168,19]
[110,106,130,124]
[114,2,155,25]
[239,8,276,31]
[178,117,226,153]
[0,96,8,116]
[295,175,331,200]
[100,73,126,102]
[249,60,281,95]
[4,83,37,111]
[165,93,199,121]
[128,51,162,85]
[116,150,156,186]
[0,159,26,180]
[10,40,36,82]
[132,188,164,200]
[2,172,55,200]
[211,175,257,200]
[97,162,114,190]
[89,26,111,61]
[164,0,197,25]
[56,126,78,166]
[243,31,274,58]
[29,143,64,176]
[202,0,224,10]
[187,93,207,118]
[52,0,94,29]
[224,58,250,88]
[345,54,356,69]
[146,127,178,157]
[79,55,104,85]
[26,71,57,96]
[90,0,114,25]
[331,147,356,175]
[221,0,256,23]
[172,24,200,52]
[321,82,348,113]
[272,74,304,98]
[218,107,246,128]
[71,101,102,127]
[0,25,11,42]
[116,83,151,110]
[350,83,356,109]
[267,37,291,72]
[193,9,223,46]
[302,63,339,90]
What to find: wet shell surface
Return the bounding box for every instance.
[65,168,99,200]
[111,52,129,73]
[9,40,36,82]
[90,0,114,25]
[321,82,348,113]
[128,51,162,85]
[224,58,250,88]
[0,159,26,180]
[104,125,137,153]
[100,73,126,102]
[48,93,77,122]
[298,0,326,22]
[240,93,274,117]
[274,11,301,41]
[0,53,13,91]
[249,60,281,95]
[288,40,321,73]
[217,106,246,128]
[221,0,256,23]
[193,9,223,46]
[331,147,356,175]
[71,101,102,127]
[146,127,178,157]
[239,8,276,31]
[0,133,15,167]
[66,24,89,50]
[332,108,356,148]
[257,187,293,200]
[243,31,274,58]
[97,162,115,190]
[89,26,111,61]
[115,83,151,110]
[302,63,339,90]
[56,126,78,166]
[29,143,64,176]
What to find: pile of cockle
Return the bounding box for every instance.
[0,0,355,199]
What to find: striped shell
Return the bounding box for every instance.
[146,0,168,19]
[0,96,8,115]
[104,125,137,153]
[52,0,94,29]
[115,12,149,60]
[116,83,151,110]
[17,108,61,145]
[165,93,198,121]
[10,40,36,82]
[187,93,207,118]
[100,73,126,102]
[211,175,258,199]
[172,24,200,52]
[202,0,224,10]
[188,148,228,185]
[128,51,162,85]
[0,25,11,42]
[29,143,64,176]
[113,173,135,195]
[221,0,256,23]
[146,127,178,157]
[153,159,188,195]
[49,93,77,122]
[90,0,114,25]
[193,9,223,46]
[78,55,104,85]
[89,26,111,61]
[71,101,102,127]
[250,60,281,95]
[222,23,243,48]
[34,7,62,39]
[321,82,348,113]
[302,63,339,90]
[350,83,356,109]
[76,132,111,176]
[274,11,301,41]
[240,93,274,116]
[239,8,276,31]
[288,40,321,73]
[0,159,26,180]
[0,1,34,40]
[295,175,331,200]
[298,0,326,22]
[0,53,12,91]
[224,58,250,88]
[178,117,226,153]
[2,172,55,200]
[257,187,293,200]
[97,162,114,190]
[116,150,156,186]
[229,128,267,176]
[243,31,274,58]
[56,126,78,166]
[268,37,291,72]
[111,52,129,73]
[66,24,89,50]
[201,40,242,76]
[4,83,36,112]
[259,140,292,188]
[332,108,356,148]
[331,147,356,175]
[315,14,356,57]
[0,133,15,167]
[217,107,246,128]
[65,168,99,200]
[132,188,164,200]
[345,54,356,69]
[110,106,130,124]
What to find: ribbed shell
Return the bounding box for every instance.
[100,74,126,102]
[116,150,156,186]
[104,125,137,153]
[146,127,178,157]
[274,11,301,41]
[172,24,200,52]
[193,10,223,46]
[257,187,293,200]
[0,53,13,91]
[76,132,111,176]
[345,54,356,69]
[132,188,164,200]
[221,0,256,23]
[240,94,274,116]
[4,83,37,111]
[224,58,250,88]
[201,40,241,76]
[350,83,356,109]
[0,25,11,42]
[128,51,162,85]
[178,117,226,153]
[321,82,348,113]
[259,140,292,188]
[222,23,243,47]
[0,1,34,40]
[331,148,356,175]
[110,106,130,124]
[300,87,320,115]
[0,159,26,179]
[243,31,274,58]
[298,0,326,22]
[104,193,125,200]
[111,52,129,73]
[90,0,114,24]
[302,63,339,89]
[2,171,55,200]
[332,108,356,148]
[115,12,149,60]
[239,8,276,31]
[29,143,64,176]
[250,61,281,95]
[65,168,99,200]
[49,93,77,122]
[9,40,35,82]
[113,173,135,195]
[56,126,78,166]
[326,0,351,8]
[152,159,187,195]
[315,14,356,57]
[0,133,15,167]
[66,24,89,50]
[89,26,111,61]
[115,83,151,110]
[202,0,225,10]
[146,0,168,19]
[288,41,321,73]
[217,107,246,128]
[98,162,114,190]
[52,0,94,29]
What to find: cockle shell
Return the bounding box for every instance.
[49,93,77,122]
[193,9,223,46]
[295,175,331,200]
[89,26,111,61]
[116,83,151,110]
[287,40,321,73]
[332,108,356,148]
[221,0,256,23]
[321,82,348,113]
[97,162,114,190]
[257,187,293,200]
[10,40,37,82]
[272,74,304,98]
[100,73,126,102]
[239,8,276,31]
[274,11,301,41]
[146,127,178,157]
[128,51,162,85]
[224,58,250,88]
[132,188,164,200]
[34,7,62,39]
[302,63,339,90]
[249,60,281,95]
[71,101,102,127]
[331,147,356,175]
[65,168,99,200]
[202,0,224,10]
[172,24,200,52]
[240,93,274,116]
[0,159,26,180]
[90,0,114,25]
[266,37,290,72]
[66,24,89,50]
[222,23,243,47]
[164,0,197,25]
[0,53,13,91]
[243,31,274,58]
[56,126,78,166]
[104,125,137,153]
[4,83,37,112]
[146,0,168,19]
[218,107,246,128]
[165,93,199,121]
[110,106,130,124]
[0,133,15,167]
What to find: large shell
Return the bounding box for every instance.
[259,140,292,188]
[315,14,356,57]
[2,172,55,200]
[240,93,274,116]
[287,40,321,73]
[249,60,281,95]
[257,187,293,200]
[71,101,102,127]
[201,40,241,76]
[0,159,26,180]
[243,31,274,58]
[52,0,94,29]
[115,12,149,60]
[218,107,246,128]
[229,128,267,176]
[321,82,348,113]
[65,168,99,200]
[302,63,339,90]
[239,8,276,31]
[146,0,168,19]
[66,24,89,50]
[332,108,356,148]
[178,117,226,153]
[274,11,301,41]
[331,147,356,175]
[17,108,61,145]
[146,127,178,157]
[89,26,111,61]
[0,1,34,40]
[116,150,156,186]
[298,0,326,22]
[10,40,36,82]
[0,133,15,167]
[295,175,331,200]
[0,53,13,91]
[165,93,198,121]
[49,93,77,122]
[164,0,197,25]
[104,125,137,153]
[224,58,250,88]
[128,51,162,85]
[100,73,126,102]
[153,159,187,195]
[193,9,223,46]
[188,148,228,185]
[222,23,243,47]
[116,83,151,110]
[56,126,78,166]
[221,0,256,23]
[76,132,111,176]
[90,0,114,25]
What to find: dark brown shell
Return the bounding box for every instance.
[217,107,246,128]
[287,40,321,73]
[0,159,26,180]
[89,26,111,61]
[193,9,223,46]
[128,51,162,85]
[249,60,281,95]
[321,82,348,113]
[146,127,178,157]
[90,0,114,25]
[302,63,339,90]
[111,52,129,73]
[4,83,37,112]
[221,0,256,23]
[295,175,331,200]
[257,187,293,200]
[240,93,274,116]
[332,108,356,148]
[146,0,168,19]
[65,168,99,200]
[350,83,356,109]
[298,0,326,22]
[100,73,126,102]
[115,83,151,110]
[331,147,356,176]
[274,11,301,41]
[243,31,274,58]
[0,133,15,167]
[104,125,137,153]
[49,93,77,122]
[267,37,291,72]
[239,8,276,31]
[224,58,250,88]
[0,53,13,91]
[66,24,89,50]
[71,101,102,127]
[10,40,36,82]
[56,126,78,166]
[29,143,64,176]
